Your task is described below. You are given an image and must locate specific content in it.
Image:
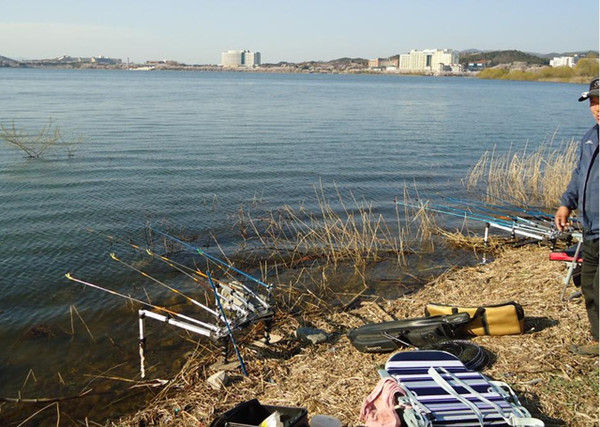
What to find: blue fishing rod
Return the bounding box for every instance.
[440,196,553,228]
[407,199,527,229]
[480,191,554,221]
[396,200,553,240]
[415,193,554,232]
[397,199,511,226]
[419,190,551,225]
[153,229,272,290]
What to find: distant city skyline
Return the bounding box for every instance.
[1,0,598,65]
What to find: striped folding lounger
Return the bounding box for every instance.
[382,350,544,426]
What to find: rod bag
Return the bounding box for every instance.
[425,301,525,336]
[348,313,471,353]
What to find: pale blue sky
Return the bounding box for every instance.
[1,0,598,64]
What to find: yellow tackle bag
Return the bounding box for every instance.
[424,301,525,336]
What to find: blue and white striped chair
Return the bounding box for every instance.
[382,350,544,426]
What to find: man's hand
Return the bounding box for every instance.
[555,206,572,231]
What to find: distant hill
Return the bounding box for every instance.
[326,57,368,66]
[529,50,599,59]
[458,49,599,67]
[0,55,20,65]
[293,57,368,67]
[458,50,548,66]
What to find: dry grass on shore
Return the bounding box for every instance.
[114,243,599,427]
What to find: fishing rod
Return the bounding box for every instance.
[442,200,554,233]
[93,232,270,321]
[207,270,248,377]
[480,191,554,221]
[409,199,553,237]
[152,228,272,291]
[441,196,553,225]
[416,192,553,230]
[101,236,230,289]
[135,248,261,317]
[89,227,272,314]
[109,253,223,319]
[395,200,553,240]
[64,273,222,334]
[135,247,265,314]
[94,226,272,300]
[405,199,550,234]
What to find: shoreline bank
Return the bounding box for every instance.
[113,244,599,426]
[2,65,593,85]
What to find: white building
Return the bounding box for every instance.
[221,50,261,67]
[549,56,578,68]
[244,51,261,67]
[398,49,460,73]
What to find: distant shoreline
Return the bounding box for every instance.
[2,64,592,84]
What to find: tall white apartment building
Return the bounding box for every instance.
[549,56,578,68]
[399,49,460,72]
[244,51,261,67]
[221,50,261,67]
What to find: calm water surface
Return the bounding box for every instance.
[0,69,592,423]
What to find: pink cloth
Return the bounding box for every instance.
[359,377,405,427]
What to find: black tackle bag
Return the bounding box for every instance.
[348,313,471,353]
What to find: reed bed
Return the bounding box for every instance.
[112,245,598,427]
[237,183,416,271]
[466,136,579,208]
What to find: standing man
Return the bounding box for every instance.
[555,77,599,357]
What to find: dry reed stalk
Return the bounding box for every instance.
[238,182,408,275]
[69,305,96,342]
[466,137,579,209]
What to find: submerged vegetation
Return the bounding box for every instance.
[1,119,84,158]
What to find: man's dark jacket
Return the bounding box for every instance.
[560,123,599,239]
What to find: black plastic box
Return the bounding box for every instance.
[210,398,309,427]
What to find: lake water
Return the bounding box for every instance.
[0,69,592,423]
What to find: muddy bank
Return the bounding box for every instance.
[112,244,598,426]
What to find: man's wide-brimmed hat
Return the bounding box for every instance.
[579,77,599,101]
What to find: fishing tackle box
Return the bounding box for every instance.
[210,398,308,427]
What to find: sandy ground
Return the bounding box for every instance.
[115,244,599,427]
